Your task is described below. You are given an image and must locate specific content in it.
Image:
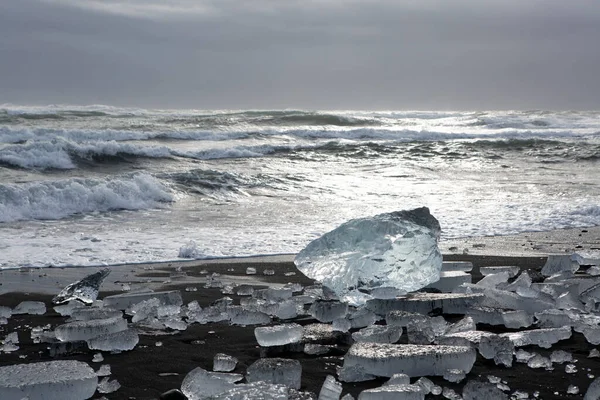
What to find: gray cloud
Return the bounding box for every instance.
[1,0,599,110]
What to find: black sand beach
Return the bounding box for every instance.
[1,227,600,399]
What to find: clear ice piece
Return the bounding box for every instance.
[475,272,510,289]
[304,344,331,355]
[337,364,377,383]
[55,316,128,341]
[97,377,120,394]
[479,266,520,277]
[443,369,466,383]
[318,375,342,400]
[181,367,243,400]
[0,306,12,318]
[469,307,533,329]
[527,354,551,369]
[12,301,46,315]
[87,329,139,351]
[246,358,302,389]
[96,364,111,376]
[255,323,303,347]
[0,360,97,400]
[103,290,183,310]
[501,326,572,348]
[384,373,410,386]
[214,353,238,372]
[295,208,442,305]
[550,350,573,364]
[70,307,122,322]
[478,335,514,367]
[541,255,579,277]
[425,271,471,293]
[367,293,483,316]
[358,384,425,400]
[309,301,348,323]
[343,343,476,377]
[52,268,110,305]
[352,325,402,344]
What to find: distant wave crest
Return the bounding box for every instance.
[0,173,173,223]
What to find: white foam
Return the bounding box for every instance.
[0,173,172,223]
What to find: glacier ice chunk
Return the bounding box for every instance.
[13,301,46,315]
[295,207,442,305]
[87,329,139,352]
[255,323,303,347]
[214,353,238,372]
[52,268,110,305]
[358,384,424,400]
[0,360,97,400]
[318,375,342,400]
[55,316,128,342]
[181,367,243,400]
[246,358,302,390]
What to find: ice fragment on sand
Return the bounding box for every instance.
[246,267,257,275]
[13,301,46,315]
[501,326,572,348]
[0,306,12,318]
[475,272,510,289]
[550,350,573,364]
[70,307,122,322]
[469,307,533,329]
[542,255,579,277]
[568,385,580,395]
[318,375,342,400]
[246,358,302,389]
[103,290,183,310]
[181,367,243,400]
[478,335,514,367]
[214,353,238,372]
[92,353,104,362]
[87,329,139,351]
[367,293,482,316]
[342,343,476,377]
[97,377,120,394]
[584,377,600,400]
[309,301,348,323]
[255,323,303,347]
[358,384,425,400]
[348,308,378,329]
[55,316,127,341]
[444,317,476,335]
[589,348,600,358]
[352,325,402,344]
[211,381,310,400]
[52,268,110,305]
[527,354,552,369]
[0,360,97,400]
[96,364,111,376]
[415,377,442,395]
[1,332,19,353]
[425,271,471,293]
[295,207,442,305]
[443,369,466,383]
[462,380,508,400]
[337,364,377,383]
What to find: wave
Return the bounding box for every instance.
[0,173,173,223]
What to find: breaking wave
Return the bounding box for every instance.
[0,173,173,223]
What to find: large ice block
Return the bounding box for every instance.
[295,208,442,305]
[501,326,572,348]
[342,343,476,378]
[0,360,97,400]
[87,329,139,351]
[54,316,127,341]
[246,358,302,390]
[102,290,182,310]
[12,301,46,315]
[52,269,110,305]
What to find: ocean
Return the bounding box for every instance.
[1,105,599,269]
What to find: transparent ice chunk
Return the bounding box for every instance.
[0,306,12,318]
[475,272,510,289]
[12,301,46,315]
[358,384,425,400]
[304,344,332,355]
[479,266,520,277]
[103,290,183,311]
[181,367,243,400]
[255,324,303,347]
[352,325,402,344]
[367,293,483,316]
[0,360,97,400]
[97,377,120,394]
[295,208,442,305]
[309,301,348,323]
[70,307,122,322]
[87,329,139,352]
[541,255,579,277]
[469,307,533,329]
[246,358,302,389]
[384,373,410,386]
[52,268,110,305]
[478,335,514,367]
[527,354,551,369]
[443,369,466,383]
[96,364,111,376]
[501,326,572,348]
[343,343,476,378]
[214,353,238,372]
[318,375,342,400]
[348,308,377,329]
[55,316,128,341]
[426,271,471,293]
[337,364,377,383]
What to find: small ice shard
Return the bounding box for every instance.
[384,373,410,386]
[263,269,275,275]
[441,387,461,400]
[229,307,271,326]
[275,300,298,320]
[103,290,183,310]
[527,354,552,369]
[246,267,257,275]
[97,377,120,394]
[541,255,579,277]
[348,308,378,329]
[246,358,302,389]
[255,288,293,302]
[358,384,425,400]
[567,385,580,395]
[443,369,466,383]
[52,268,110,305]
[461,285,553,313]
[589,348,600,358]
[415,377,442,395]
[1,332,19,353]
[480,266,520,277]
[462,380,508,400]
[12,301,46,315]
[566,364,577,373]
[550,350,573,364]
[214,353,238,372]
[87,329,139,351]
[92,353,104,363]
[442,261,473,272]
[0,306,12,318]
[295,207,442,305]
[444,317,476,335]
[54,316,128,341]
[255,323,303,347]
[205,273,223,288]
[181,367,243,400]
[475,272,510,289]
[0,360,97,400]
[515,349,535,363]
[501,326,572,348]
[343,343,476,378]
[310,301,349,323]
[53,301,83,317]
[478,335,514,367]
[236,285,255,296]
[333,318,352,333]
[318,375,342,400]
[352,325,402,344]
[96,364,111,377]
[304,344,332,355]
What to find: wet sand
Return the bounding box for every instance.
[0,227,599,399]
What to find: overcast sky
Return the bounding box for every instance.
[1,0,599,110]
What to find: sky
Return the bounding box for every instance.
[1,0,599,110]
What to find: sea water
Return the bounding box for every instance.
[1,106,600,269]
